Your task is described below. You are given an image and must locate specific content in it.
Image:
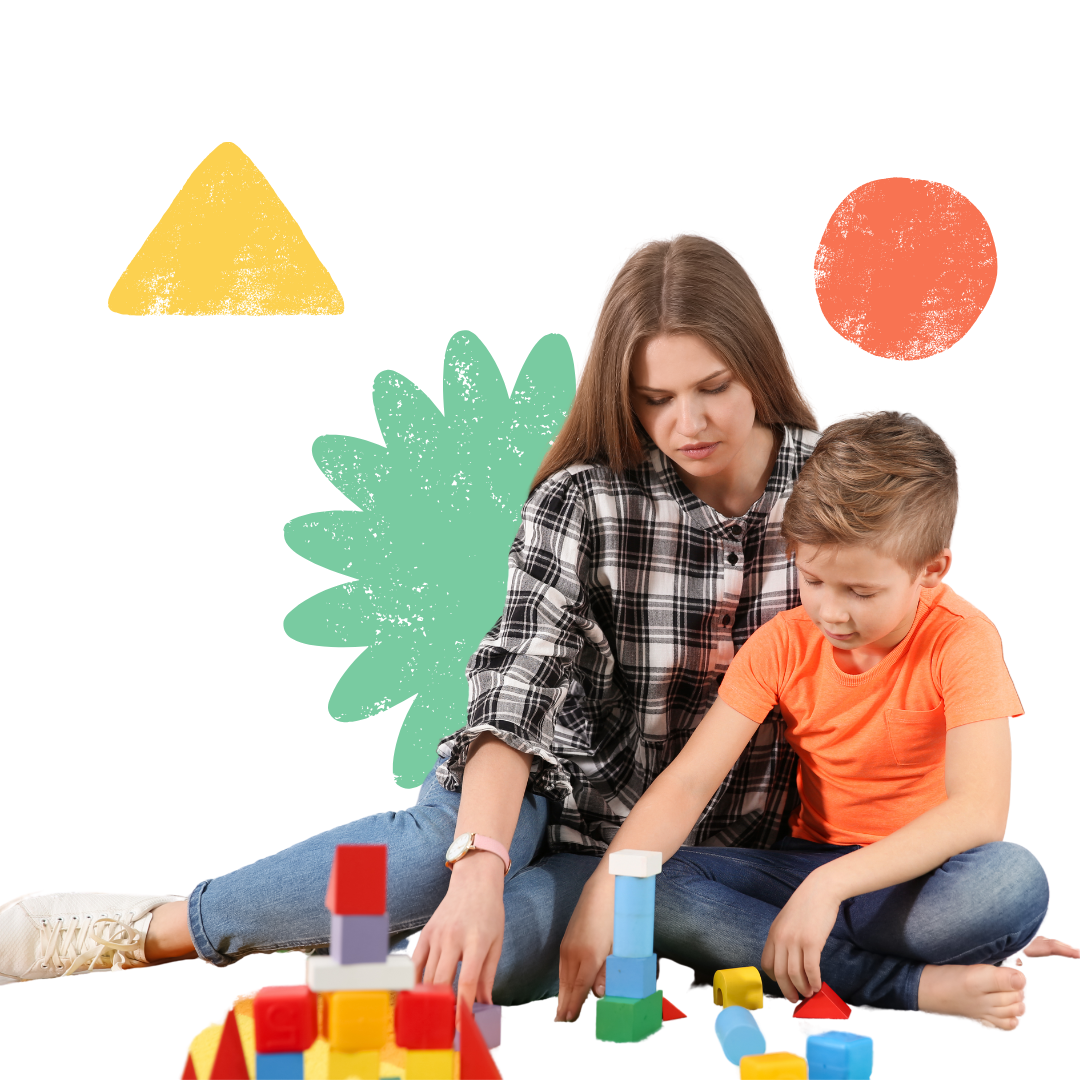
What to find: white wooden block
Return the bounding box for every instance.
[306,952,416,991]
[607,849,662,877]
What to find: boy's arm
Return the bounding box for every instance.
[554,698,761,1022]
[811,716,1011,891]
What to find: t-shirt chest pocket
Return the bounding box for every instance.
[883,705,946,767]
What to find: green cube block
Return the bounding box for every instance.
[595,990,663,1042]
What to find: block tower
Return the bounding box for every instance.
[595,849,664,1043]
[190,844,503,1079]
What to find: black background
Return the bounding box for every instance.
[10,128,1071,1080]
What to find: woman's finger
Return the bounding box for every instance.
[412,931,432,984]
[432,938,464,988]
[456,940,485,1012]
[476,934,502,1006]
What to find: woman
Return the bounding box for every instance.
[0,236,818,1008]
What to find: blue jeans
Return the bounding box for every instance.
[187,763,600,1005]
[654,837,1049,1010]
[188,763,1048,1011]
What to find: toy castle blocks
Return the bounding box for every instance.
[713,966,763,1009]
[806,1031,873,1079]
[740,1052,809,1078]
[792,982,851,1020]
[715,1005,766,1066]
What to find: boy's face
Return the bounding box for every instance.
[795,543,950,655]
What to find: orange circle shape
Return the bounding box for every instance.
[814,178,997,361]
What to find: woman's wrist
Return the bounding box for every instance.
[449,848,507,885]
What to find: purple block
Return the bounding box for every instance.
[329,913,389,964]
[453,1003,501,1051]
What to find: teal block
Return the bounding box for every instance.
[256,1052,304,1079]
[595,990,663,1043]
[714,1006,766,1066]
[807,1031,873,1079]
[605,953,657,999]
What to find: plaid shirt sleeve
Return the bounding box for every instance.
[438,426,820,854]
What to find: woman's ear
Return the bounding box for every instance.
[918,549,952,587]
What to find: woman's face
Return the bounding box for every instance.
[630,333,759,483]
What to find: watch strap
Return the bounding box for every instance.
[471,834,512,875]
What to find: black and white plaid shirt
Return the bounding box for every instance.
[438,425,820,855]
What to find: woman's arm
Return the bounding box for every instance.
[412,733,533,1008]
[555,699,760,1021]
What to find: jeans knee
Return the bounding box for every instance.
[976,842,1049,922]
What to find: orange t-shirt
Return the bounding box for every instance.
[718,583,1023,845]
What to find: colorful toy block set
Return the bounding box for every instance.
[595,850,874,1079]
[181,844,502,1080]
[174,846,868,1075]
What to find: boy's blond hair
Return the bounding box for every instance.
[782,412,957,574]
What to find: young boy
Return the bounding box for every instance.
[555,412,1046,1028]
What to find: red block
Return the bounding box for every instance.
[326,844,387,915]
[254,985,319,1053]
[792,981,851,1020]
[458,998,502,1079]
[181,1053,197,1079]
[394,984,456,1049]
[209,1009,249,1080]
[661,996,686,1021]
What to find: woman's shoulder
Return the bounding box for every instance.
[780,425,821,471]
[529,460,654,506]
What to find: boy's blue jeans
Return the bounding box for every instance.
[187,763,1047,1010]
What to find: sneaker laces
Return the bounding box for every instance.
[32,912,145,977]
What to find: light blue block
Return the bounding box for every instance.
[807,1031,873,1079]
[614,874,655,917]
[256,1052,304,1079]
[612,911,653,957]
[714,1006,766,1066]
[605,953,657,999]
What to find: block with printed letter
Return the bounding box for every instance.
[806,1031,873,1079]
[740,1052,809,1078]
[605,953,657,999]
[713,966,764,1009]
[326,990,390,1052]
[253,986,319,1054]
[325,844,387,916]
[330,913,390,965]
[255,1052,304,1079]
[454,1002,502,1051]
[326,1048,380,1079]
[714,1005,766,1065]
[404,1048,456,1078]
[612,875,656,957]
[607,849,663,877]
[306,953,415,992]
[394,984,456,1049]
[595,989,663,1042]
[792,982,851,1020]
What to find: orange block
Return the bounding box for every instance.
[327,991,390,1051]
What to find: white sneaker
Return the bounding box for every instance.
[0,892,184,984]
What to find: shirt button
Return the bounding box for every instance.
[727,552,738,565]
[730,525,742,537]
[722,614,732,626]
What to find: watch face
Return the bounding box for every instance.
[446,834,472,862]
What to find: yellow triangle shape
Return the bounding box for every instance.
[108,142,344,315]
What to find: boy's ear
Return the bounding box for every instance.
[918,549,952,587]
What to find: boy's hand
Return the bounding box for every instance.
[555,869,615,1022]
[761,876,841,1002]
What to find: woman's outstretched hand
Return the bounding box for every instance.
[760,876,841,1003]
[555,869,616,1022]
[412,851,506,1011]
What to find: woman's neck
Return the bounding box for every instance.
[675,425,780,517]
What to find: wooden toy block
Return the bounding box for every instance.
[255,1052,304,1079]
[605,953,657,999]
[210,1009,250,1079]
[327,991,390,1052]
[306,953,415,992]
[394,984,456,1049]
[181,1053,197,1080]
[713,966,764,1009]
[608,850,662,877]
[806,1031,873,1079]
[595,990,663,1042]
[404,1049,455,1079]
[453,1002,502,1051]
[330,913,391,965]
[326,1048,379,1079]
[458,999,502,1079]
[740,1052,809,1079]
[326,845,387,916]
[661,997,686,1021]
[792,982,851,1020]
[714,1005,766,1065]
[254,986,319,1053]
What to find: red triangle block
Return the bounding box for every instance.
[661,997,686,1021]
[181,1053,197,1080]
[792,981,851,1020]
[209,1009,250,1079]
[458,999,502,1079]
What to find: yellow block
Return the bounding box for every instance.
[405,1048,456,1079]
[327,1048,380,1079]
[740,1051,809,1079]
[713,965,764,1009]
[108,141,344,315]
[329,991,391,1051]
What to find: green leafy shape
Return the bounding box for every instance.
[284,331,576,785]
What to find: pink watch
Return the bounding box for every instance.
[445,832,512,875]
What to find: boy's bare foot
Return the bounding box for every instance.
[1023,936,1080,959]
[917,964,1025,1030]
